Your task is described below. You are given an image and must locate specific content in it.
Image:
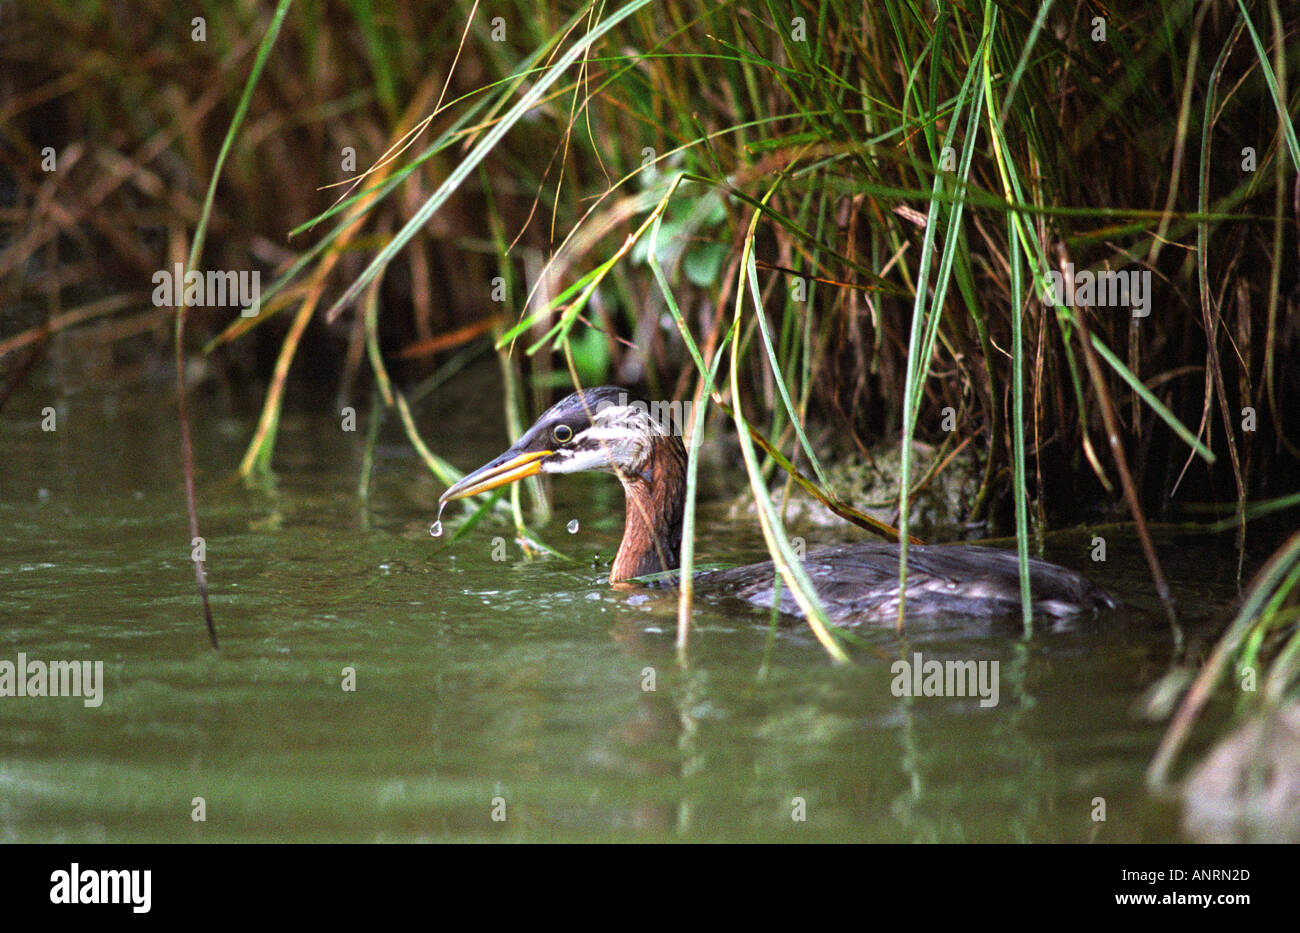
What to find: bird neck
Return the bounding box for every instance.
[610,434,687,582]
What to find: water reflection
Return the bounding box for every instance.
[0,391,1224,841]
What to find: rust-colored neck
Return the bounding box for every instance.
[609,435,687,582]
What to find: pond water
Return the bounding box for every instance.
[0,382,1247,842]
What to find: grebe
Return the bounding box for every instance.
[438,387,1117,624]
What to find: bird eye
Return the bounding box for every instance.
[552,424,573,444]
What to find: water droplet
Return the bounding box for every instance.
[567,519,580,534]
[430,520,443,537]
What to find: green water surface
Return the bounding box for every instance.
[0,386,1242,842]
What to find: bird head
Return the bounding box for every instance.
[439,386,673,505]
